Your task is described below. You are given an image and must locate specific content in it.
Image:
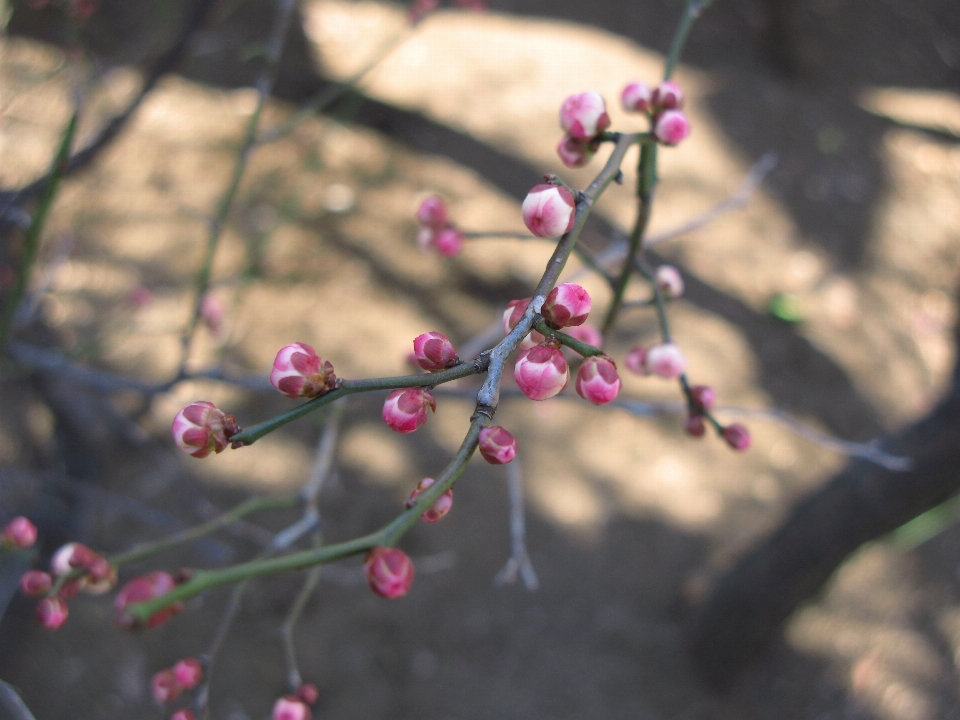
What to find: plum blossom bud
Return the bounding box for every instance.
[503,298,531,334]
[575,356,621,405]
[19,570,52,597]
[171,710,195,720]
[652,80,684,110]
[654,265,684,299]
[51,543,78,576]
[382,387,436,434]
[199,293,224,335]
[559,92,611,140]
[542,283,591,329]
[2,516,37,548]
[684,414,706,437]
[296,684,319,706]
[273,697,311,720]
[433,227,464,257]
[151,669,182,704]
[413,331,459,371]
[621,81,653,113]
[722,423,751,451]
[514,343,569,401]
[270,343,338,399]
[645,343,686,379]
[172,658,203,690]
[689,385,717,411]
[37,596,69,629]
[556,135,596,168]
[564,324,602,349]
[521,184,577,238]
[405,477,453,523]
[624,346,649,375]
[171,401,239,458]
[653,110,691,146]
[478,426,518,464]
[114,571,183,629]
[364,547,414,599]
[416,194,447,229]
[407,0,438,24]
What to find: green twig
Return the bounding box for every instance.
[534,321,603,358]
[663,0,712,81]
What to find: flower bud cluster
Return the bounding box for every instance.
[151,658,203,705]
[405,477,454,523]
[620,79,691,146]
[364,546,415,599]
[556,92,611,168]
[415,195,464,257]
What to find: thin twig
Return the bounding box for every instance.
[0,681,37,720]
[494,457,539,591]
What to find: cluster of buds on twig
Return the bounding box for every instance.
[151,657,203,705]
[620,79,691,146]
[557,92,610,168]
[415,195,465,257]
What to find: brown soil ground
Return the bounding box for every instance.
[0,1,959,719]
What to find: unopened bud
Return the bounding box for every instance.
[151,669,182,704]
[364,547,414,599]
[521,184,577,238]
[433,227,464,257]
[654,265,684,299]
[624,346,649,375]
[621,81,653,113]
[645,343,686,379]
[575,356,621,405]
[171,401,239,458]
[556,135,596,168]
[652,80,684,110]
[478,426,518,464]
[559,92,611,140]
[684,414,706,438]
[722,423,751,451]
[653,110,691,146]
[514,343,569,400]
[405,477,454,523]
[542,283,591,329]
[270,343,338,400]
[172,658,203,690]
[416,194,448,229]
[37,596,69,630]
[689,385,717,411]
[114,571,183,629]
[413,331,459,371]
[1,516,37,548]
[382,387,436,434]
[19,570,52,597]
[296,683,319,706]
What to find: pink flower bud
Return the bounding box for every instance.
[645,343,686,379]
[559,92,611,140]
[722,423,751,451]
[624,346,649,375]
[654,264,684,299]
[270,343,338,400]
[564,324,602,349]
[653,110,691,146]
[37,596,69,630]
[405,477,453,523]
[542,283,591,329]
[556,135,595,168]
[503,297,531,334]
[433,227,464,257]
[575,356,621,405]
[296,683,319,706]
[172,658,203,690]
[171,401,239,458]
[416,194,448,229]
[114,571,183,629]
[51,543,80,576]
[407,0,438,24]
[684,414,706,438]
[171,710,195,720]
[689,385,717,411]
[621,81,653,113]
[1,516,37,548]
[151,669,182,704]
[199,293,224,334]
[652,80,684,110]
[382,387,436,434]
[364,547,414,599]
[478,426,518,464]
[521,184,577,238]
[19,570,52,597]
[413,331,459,371]
[514,343,569,400]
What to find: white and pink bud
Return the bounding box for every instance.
[171,401,239,459]
[413,331,459,371]
[689,385,717,411]
[564,324,603,349]
[514,342,570,401]
[273,697,311,720]
[654,264,684,299]
[722,423,751,451]
[433,227,464,257]
[624,346,649,375]
[19,570,52,597]
[502,298,544,349]
[621,81,653,113]
[151,669,182,704]
[559,92,611,140]
[556,135,596,168]
[521,184,577,238]
[478,426,518,464]
[37,595,69,630]
[2,516,37,548]
[405,477,454,523]
[645,343,686,379]
[416,194,448,229]
[172,658,203,690]
[114,571,183,629]
[542,283,591,329]
[652,80,684,110]
[382,387,436,434]
[270,343,338,400]
[364,546,414,599]
[653,110,691,146]
[171,710,196,720]
[575,356,621,405]
[684,414,706,438]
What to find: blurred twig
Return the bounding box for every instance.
[494,457,539,591]
[0,681,37,720]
